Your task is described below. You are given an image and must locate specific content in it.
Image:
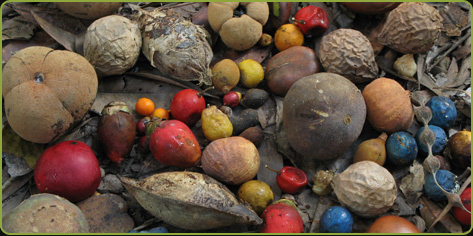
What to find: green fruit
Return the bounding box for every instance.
[238,180,274,215]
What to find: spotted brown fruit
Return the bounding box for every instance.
[283,73,366,160]
[2,46,98,144]
[378,2,443,54]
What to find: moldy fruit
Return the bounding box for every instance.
[424,169,459,202]
[34,141,101,203]
[426,96,457,130]
[319,206,354,233]
[386,131,418,166]
[293,5,329,37]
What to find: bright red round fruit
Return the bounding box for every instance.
[34,140,101,202]
[294,5,329,37]
[453,187,471,225]
[170,89,206,126]
[259,202,304,233]
[223,91,241,108]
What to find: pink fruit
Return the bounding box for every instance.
[34,140,101,202]
[149,120,202,168]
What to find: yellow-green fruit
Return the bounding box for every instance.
[353,133,388,166]
[237,180,274,215]
[201,105,233,141]
[212,59,240,94]
[238,59,264,88]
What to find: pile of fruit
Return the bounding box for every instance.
[2,2,471,233]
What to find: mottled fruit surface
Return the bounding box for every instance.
[386,131,418,166]
[453,187,471,225]
[426,96,457,130]
[237,180,274,215]
[424,169,458,202]
[366,215,420,233]
[259,202,304,233]
[416,125,448,155]
[447,130,471,169]
[319,206,353,233]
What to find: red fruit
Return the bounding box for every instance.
[294,6,329,37]
[34,140,101,203]
[149,119,201,168]
[98,101,136,164]
[136,116,151,135]
[170,89,206,126]
[259,201,304,233]
[138,136,149,154]
[266,165,309,194]
[453,187,471,225]
[223,91,242,108]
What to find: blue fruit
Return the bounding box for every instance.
[128,226,168,233]
[416,125,447,155]
[386,131,418,166]
[424,169,458,202]
[319,206,353,233]
[426,96,457,130]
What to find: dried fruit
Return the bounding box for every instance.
[201,105,233,141]
[332,161,397,217]
[84,15,141,77]
[378,2,443,54]
[34,141,102,203]
[149,119,201,168]
[283,73,366,160]
[319,28,378,83]
[274,23,304,51]
[133,7,213,85]
[259,200,304,233]
[240,88,269,109]
[366,215,421,233]
[265,46,321,96]
[229,108,260,135]
[56,2,122,20]
[362,77,414,134]
[319,206,354,233]
[293,5,329,37]
[353,133,388,166]
[98,101,136,164]
[2,46,98,143]
[386,131,418,166]
[239,126,264,147]
[201,136,260,185]
[312,170,334,196]
[393,54,417,77]
[2,193,89,233]
[119,172,262,230]
[212,59,240,94]
[237,180,274,215]
[208,2,269,51]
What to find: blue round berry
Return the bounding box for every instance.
[147,226,169,233]
[319,206,353,233]
[416,125,448,155]
[386,131,418,166]
[426,96,457,130]
[424,169,458,202]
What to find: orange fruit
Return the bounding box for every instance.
[152,107,170,120]
[274,24,304,51]
[135,98,155,116]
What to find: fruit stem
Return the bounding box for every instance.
[265,165,281,175]
[291,17,305,25]
[197,86,215,98]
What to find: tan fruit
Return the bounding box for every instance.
[56,2,122,20]
[211,59,240,94]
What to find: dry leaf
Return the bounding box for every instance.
[222,45,272,65]
[419,197,463,233]
[400,161,425,205]
[119,171,262,230]
[2,30,58,65]
[2,16,37,40]
[31,11,80,53]
[440,3,469,37]
[256,135,283,200]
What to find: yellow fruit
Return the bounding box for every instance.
[353,133,388,166]
[274,23,304,51]
[212,59,240,94]
[201,105,233,141]
[237,180,274,215]
[238,59,264,88]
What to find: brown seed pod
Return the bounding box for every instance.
[319,29,378,83]
[378,2,443,54]
[98,101,136,164]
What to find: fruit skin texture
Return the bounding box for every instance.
[211,59,240,94]
[98,102,136,164]
[2,46,98,144]
[275,166,308,194]
[201,105,233,141]
[353,133,387,166]
[223,91,242,108]
[238,59,265,88]
[259,202,304,233]
[201,136,260,185]
[378,2,443,54]
[362,77,414,134]
[237,180,274,215]
[294,6,329,37]
[149,120,201,168]
[274,23,304,51]
[447,130,471,169]
[265,46,321,96]
[34,141,102,203]
[332,161,397,217]
[135,97,155,117]
[416,125,448,155]
[453,187,471,225]
[283,73,366,160]
[386,131,418,166]
[319,206,353,233]
[424,169,458,202]
[319,28,378,83]
[426,96,457,130]
[170,89,206,126]
[366,215,420,233]
[56,2,122,20]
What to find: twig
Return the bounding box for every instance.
[427,29,471,72]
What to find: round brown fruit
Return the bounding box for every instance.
[56,2,122,20]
